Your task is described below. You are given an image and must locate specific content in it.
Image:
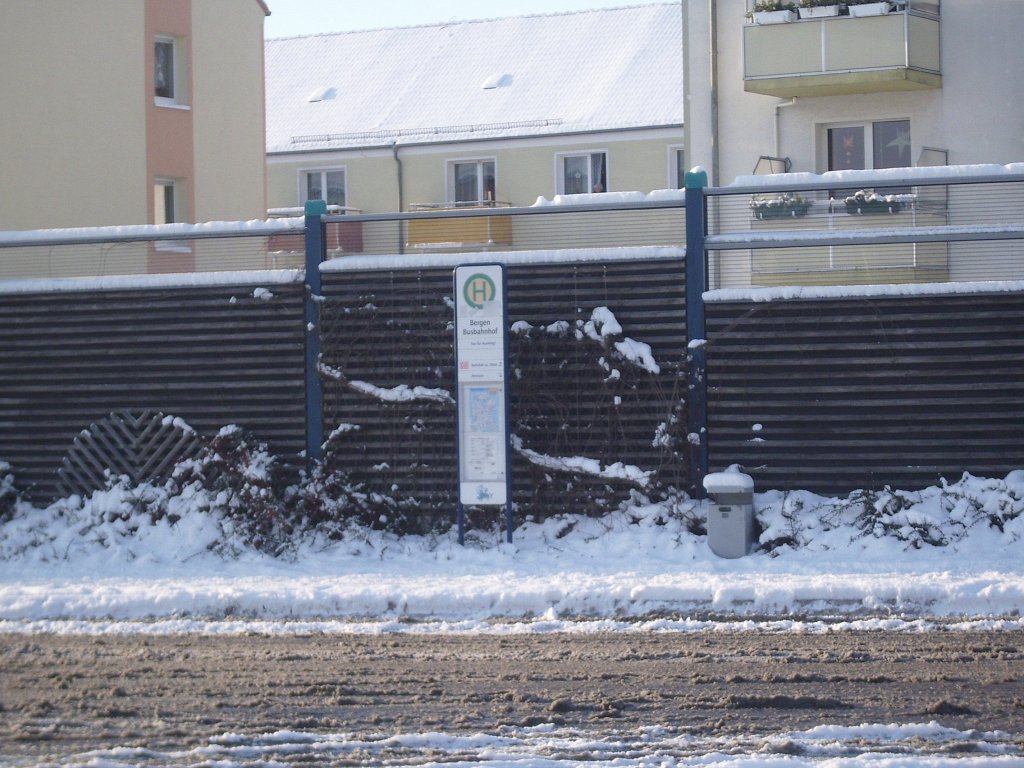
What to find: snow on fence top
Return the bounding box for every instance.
[321,246,687,273]
[0,217,304,248]
[530,189,687,207]
[0,270,305,296]
[727,162,1024,191]
[705,279,1024,305]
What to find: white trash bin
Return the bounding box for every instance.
[703,466,755,559]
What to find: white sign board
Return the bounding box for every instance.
[454,264,510,506]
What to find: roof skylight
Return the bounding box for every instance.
[481,73,512,90]
[307,86,336,103]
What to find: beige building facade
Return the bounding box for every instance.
[0,0,269,257]
[267,129,687,215]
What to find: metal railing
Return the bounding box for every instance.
[0,196,688,279]
[0,219,304,280]
[700,169,1024,291]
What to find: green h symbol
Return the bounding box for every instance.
[465,273,495,309]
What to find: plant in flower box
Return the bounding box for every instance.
[843,189,903,215]
[751,192,813,219]
[798,0,840,19]
[844,0,894,16]
[751,0,798,23]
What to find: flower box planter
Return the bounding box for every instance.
[845,200,902,214]
[752,9,797,23]
[844,191,904,215]
[798,4,840,19]
[847,2,892,17]
[751,195,813,219]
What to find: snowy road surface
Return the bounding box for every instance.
[2,629,1022,767]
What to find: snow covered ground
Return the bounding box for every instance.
[2,471,1023,767]
[57,722,1024,768]
[1,470,1022,634]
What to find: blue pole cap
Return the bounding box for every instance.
[684,167,708,189]
[304,199,328,216]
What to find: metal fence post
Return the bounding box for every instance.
[304,200,327,466]
[684,169,709,498]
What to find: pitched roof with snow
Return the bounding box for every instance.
[264,3,683,154]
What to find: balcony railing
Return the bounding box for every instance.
[406,202,514,250]
[704,166,1024,289]
[743,2,941,97]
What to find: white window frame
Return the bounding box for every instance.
[153,178,181,224]
[154,35,188,108]
[820,119,912,173]
[555,150,608,195]
[668,145,686,189]
[446,158,497,206]
[299,167,348,210]
[153,178,192,251]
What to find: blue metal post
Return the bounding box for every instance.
[304,199,327,466]
[684,170,709,498]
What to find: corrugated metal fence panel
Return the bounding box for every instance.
[0,283,306,501]
[705,291,1024,494]
[506,259,690,518]
[319,267,456,524]
[504,259,690,496]
[320,257,689,525]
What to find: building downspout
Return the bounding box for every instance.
[774,98,797,160]
[392,141,405,254]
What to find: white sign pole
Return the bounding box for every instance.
[454,264,512,543]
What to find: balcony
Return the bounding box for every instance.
[743,3,941,98]
[406,202,513,251]
[747,197,949,286]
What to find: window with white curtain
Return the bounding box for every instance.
[558,151,607,194]
[154,36,187,105]
[449,160,496,205]
[301,169,347,209]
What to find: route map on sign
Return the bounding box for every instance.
[467,386,501,432]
